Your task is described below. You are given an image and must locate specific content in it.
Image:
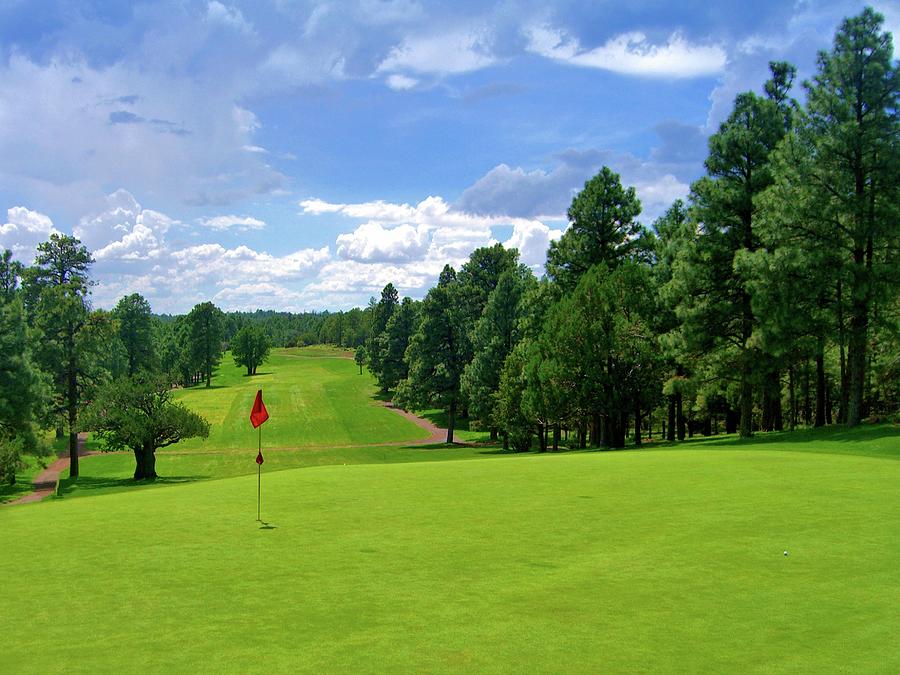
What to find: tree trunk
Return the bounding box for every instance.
[446,399,456,444]
[802,361,811,425]
[676,393,685,441]
[666,395,675,441]
[578,419,587,449]
[815,345,826,427]
[788,365,796,431]
[846,246,869,426]
[590,413,601,448]
[67,362,79,479]
[739,371,753,438]
[490,428,498,442]
[725,406,739,434]
[837,278,848,423]
[537,423,547,452]
[772,369,783,431]
[133,443,158,480]
[634,402,642,447]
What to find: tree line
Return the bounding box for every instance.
[362,9,898,448]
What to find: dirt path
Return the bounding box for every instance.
[5,434,93,506]
[381,401,448,444]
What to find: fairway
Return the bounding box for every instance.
[172,347,429,450]
[3,440,899,672]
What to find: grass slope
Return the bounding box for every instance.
[3,436,899,672]
[172,347,428,450]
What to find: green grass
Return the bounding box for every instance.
[0,452,52,503]
[6,346,899,670]
[172,347,428,450]
[3,437,899,672]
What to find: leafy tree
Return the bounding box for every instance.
[651,200,695,440]
[675,67,791,437]
[770,8,899,425]
[231,324,271,376]
[23,235,103,477]
[113,293,155,376]
[494,342,534,452]
[82,374,210,480]
[0,249,24,302]
[397,266,467,443]
[546,166,643,291]
[186,302,224,387]
[366,283,400,391]
[461,266,536,437]
[0,278,46,484]
[354,345,367,374]
[456,244,519,326]
[377,297,419,392]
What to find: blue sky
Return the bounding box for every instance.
[0,0,896,313]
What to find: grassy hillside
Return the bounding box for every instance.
[172,347,428,450]
[3,441,899,672]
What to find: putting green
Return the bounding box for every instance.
[3,446,898,672]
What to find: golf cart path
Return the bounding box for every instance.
[381,401,447,444]
[5,433,94,506]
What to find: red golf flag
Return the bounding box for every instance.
[250,389,269,428]
[256,451,264,465]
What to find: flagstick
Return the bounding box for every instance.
[257,424,262,522]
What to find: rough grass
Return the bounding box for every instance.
[3,437,899,672]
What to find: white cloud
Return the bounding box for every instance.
[503,220,564,269]
[300,194,535,231]
[377,28,498,76]
[386,74,419,90]
[206,1,254,34]
[526,26,726,78]
[0,206,61,260]
[198,215,266,231]
[336,222,431,262]
[0,54,285,213]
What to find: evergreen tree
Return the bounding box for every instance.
[546,166,643,291]
[113,293,155,376]
[461,266,536,437]
[674,67,792,437]
[397,266,467,443]
[185,302,224,388]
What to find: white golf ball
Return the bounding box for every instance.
[783,550,788,556]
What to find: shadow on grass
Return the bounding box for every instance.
[679,423,898,448]
[56,474,206,497]
[243,371,273,377]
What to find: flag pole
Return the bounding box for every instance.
[257,424,261,522]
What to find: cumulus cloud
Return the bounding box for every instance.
[526,26,726,78]
[336,222,431,262]
[53,189,331,313]
[377,28,498,76]
[198,215,266,231]
[0,206,61,260]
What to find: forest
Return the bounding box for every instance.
[0,8,896,481]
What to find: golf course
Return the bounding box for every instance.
[1,347,898,672]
